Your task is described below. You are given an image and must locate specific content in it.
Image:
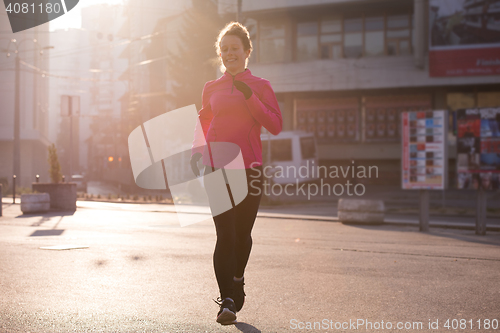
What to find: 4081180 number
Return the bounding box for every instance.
[5,2,61,14]
[444,319,498,330]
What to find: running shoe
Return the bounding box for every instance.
[214,297,237,325]
[233,278,245,312]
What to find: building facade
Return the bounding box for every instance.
[220,0,500,185]
[0,12,51,188]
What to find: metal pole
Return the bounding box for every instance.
[13,55,21,187]
[12,175,16,204]
[69,96,73,180]
[475,185,486,235]
[419,189,429,232]
[237,0,242,22]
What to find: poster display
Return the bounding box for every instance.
[429,0,500,77]
[402,110,448,189]
[457,108,500,190]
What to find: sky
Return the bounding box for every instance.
[49,0,125,31]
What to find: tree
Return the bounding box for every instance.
[47,144,62,183]
[166,0,223,110]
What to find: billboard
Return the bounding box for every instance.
[402,110,448,190]
[429,0,500,77]
[457,108,500,190]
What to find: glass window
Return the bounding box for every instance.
[387,15,409,28]
[344,17,362,58]
[399,40,410,55]
[260,21,285,63]
[300,137,316,159]
[344,32,362,58]
[297,22,318,61]
[320,17,343,59]
[364,16,384,57]
[321,18,342,33]
[386,14,411,56]
[320,34,342,43]
[387,29,410,38]
[365,16,384,31]
[321,44,342,59]
[344,18,363,32]
[265,139,292,162]
[245,18,258,64]
[298,21,318,35]
[387,40,397,55]
[365,31,384,56]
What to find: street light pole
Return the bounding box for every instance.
[6,38,52,187]
[13,52,20,183]
[69,97,73,179]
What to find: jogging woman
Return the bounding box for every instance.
[190,22,282,325]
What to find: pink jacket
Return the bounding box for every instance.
[192,69,282,168]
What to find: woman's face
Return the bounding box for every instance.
[220,35,250,75]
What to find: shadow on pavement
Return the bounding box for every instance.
[234,322,261,333]
[16,211,75,219]
[29,229,65,237]
[344,224,500,248]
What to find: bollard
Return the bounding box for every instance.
[476,186,486,236]
[36,174,39,183]
[419,189,429,232]
[62,175,65,183]
[0,183,2,217]
[12,175,16,204]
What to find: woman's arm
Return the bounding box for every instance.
[191,82,214,156]
[244,81,282,135]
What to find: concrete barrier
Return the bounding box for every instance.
[338,198,384,224]
[32,183,77,212]
[21,193,50,214]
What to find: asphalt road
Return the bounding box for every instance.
[1,201,499,333]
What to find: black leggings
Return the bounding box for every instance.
[203,166,263,299]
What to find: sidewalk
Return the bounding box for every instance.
[4,197,498,232]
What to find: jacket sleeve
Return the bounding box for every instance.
[191,82,213,156]
[244,81,282,135]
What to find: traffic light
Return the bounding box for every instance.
[107,156,116,169]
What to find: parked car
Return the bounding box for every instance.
[71,175,87,192]
[260,131,319,184]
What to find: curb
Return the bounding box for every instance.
[257,212,500,232]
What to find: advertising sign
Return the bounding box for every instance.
[429,0,500,77]
[402,110,448,189]
[457,107,500,190]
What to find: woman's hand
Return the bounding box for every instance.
[190,152,202,177]
[233,80,253,100]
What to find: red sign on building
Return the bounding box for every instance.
[429,0,500,77]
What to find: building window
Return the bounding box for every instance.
[386,14,411,56]
[259,21,286,63]
[364,16,385,57]
[320,17,343,59]
[297,21,318,61]
[246,18,258,65]
[343,17,363,58]
[262,11,413,63]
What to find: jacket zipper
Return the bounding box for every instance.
[231,75,235,94]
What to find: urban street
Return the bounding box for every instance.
[1,200,499,332]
